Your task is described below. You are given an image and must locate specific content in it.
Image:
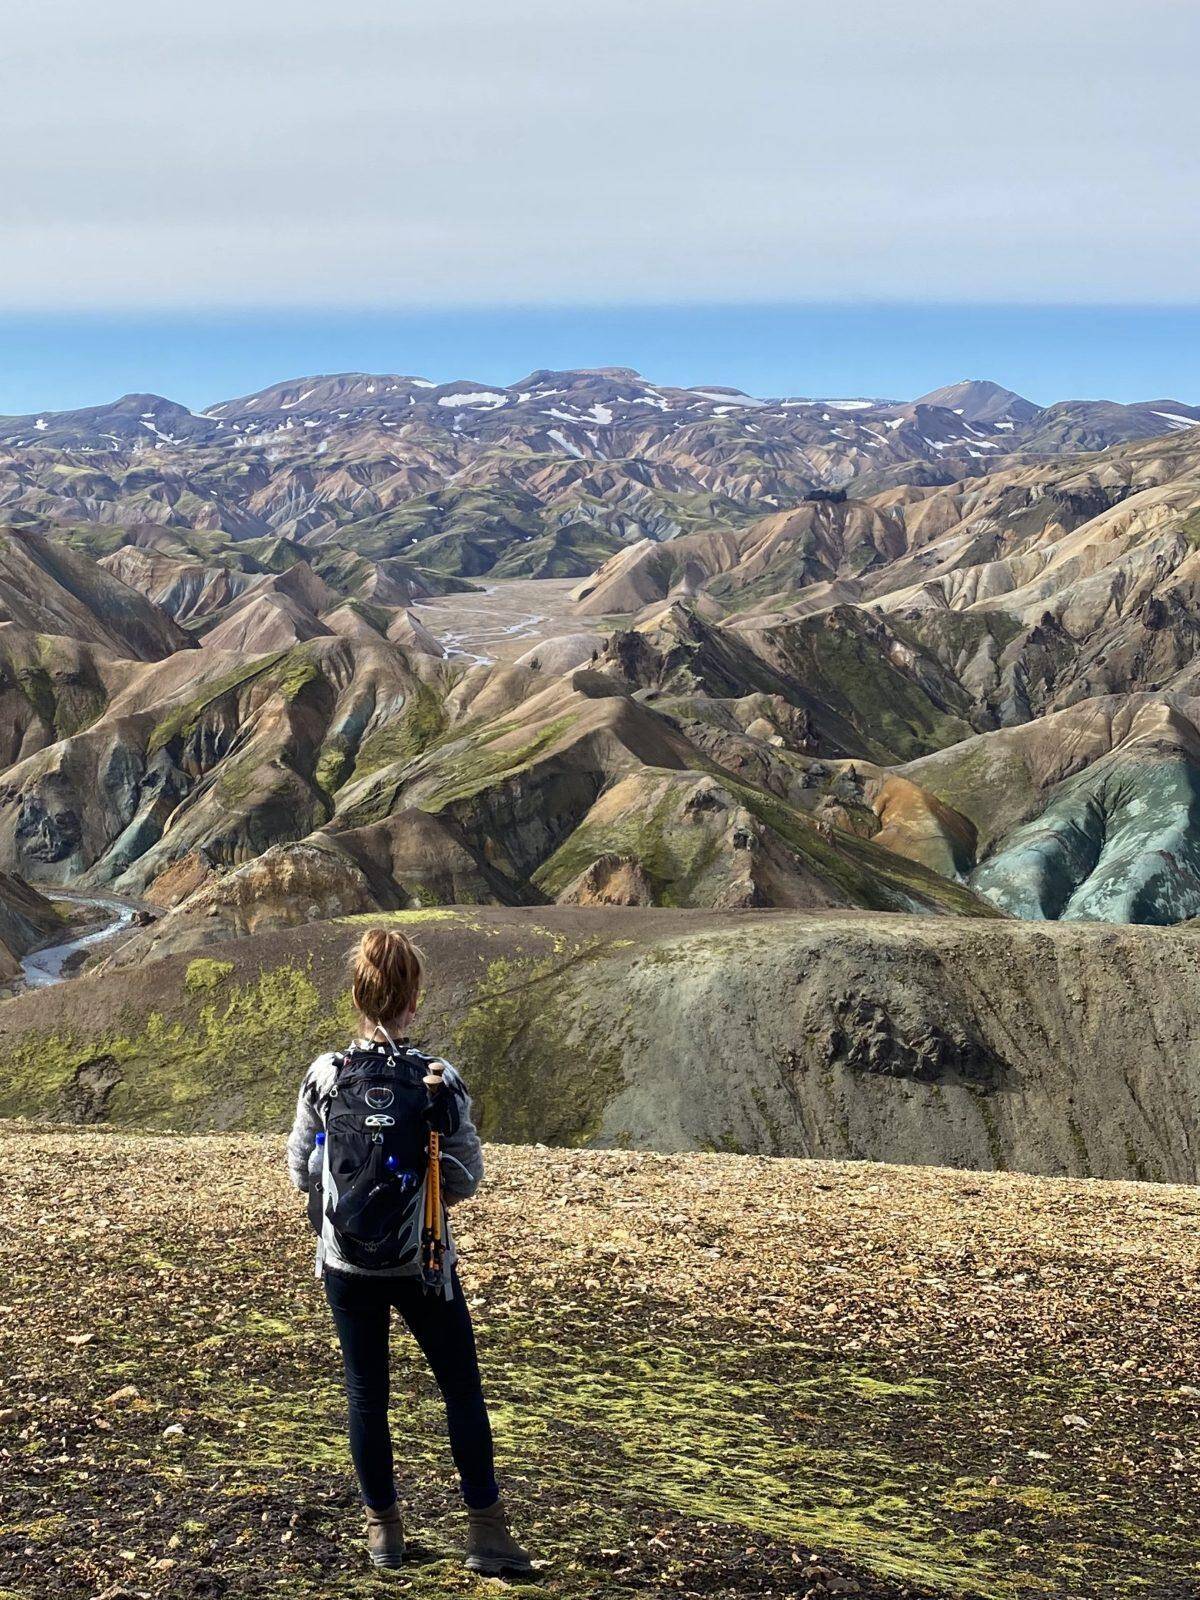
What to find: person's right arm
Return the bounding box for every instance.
[285,1054,336,1191]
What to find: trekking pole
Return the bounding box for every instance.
[422,1126,445,1290]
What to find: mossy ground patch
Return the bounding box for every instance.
[1,1132,1196,1599]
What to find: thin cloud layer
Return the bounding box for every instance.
[2,0,1196,307]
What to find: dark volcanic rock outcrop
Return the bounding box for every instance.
[820,991,1006,1088]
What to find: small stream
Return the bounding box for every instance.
[413,583,560,665]
[20,894,141,988]
[437,611,547,665]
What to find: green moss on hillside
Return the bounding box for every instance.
[184,958,235,993]
[533,784,726,905]
[901,608,1025,660]
[0,963,355,1129]
[314,736,355,795]
[352,682,448,779]
[215,759,261,806]
[533,770,998,918]
[421,714,578,809]
[729,780,998,917]
[0,919,626,1138]
[276,650,324,703]
[802,628,972,761]
[440,939,628,1144]
[147,652,288,755]
[15,663,56,727]
[6,638,108,739]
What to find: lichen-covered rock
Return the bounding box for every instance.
[107,840,382,965]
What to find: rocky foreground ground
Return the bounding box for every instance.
[1,1131,1198,1600]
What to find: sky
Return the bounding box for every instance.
[0,306,1197,415]
[1,0,1197,408]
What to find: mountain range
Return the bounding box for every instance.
[3,368,1198,592]
[0,367,1193,969]
[0,364,1198,1193]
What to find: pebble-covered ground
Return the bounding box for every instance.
[1,1129,1198,1600]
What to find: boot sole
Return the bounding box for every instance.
[465,1555,534,1576]
[369,1554,406,1569]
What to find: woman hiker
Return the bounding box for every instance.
[286,927,533,1575]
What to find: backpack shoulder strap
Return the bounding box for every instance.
[305,1050,344,1115]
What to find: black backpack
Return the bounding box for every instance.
[310,1040,462,1279]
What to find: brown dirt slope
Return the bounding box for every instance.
[3,906,1199,1182]
[0,527,191,660]
[1,1129,1196,1600]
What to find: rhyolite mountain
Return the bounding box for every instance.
[911,379,1043,426]
[0,371,1195,951]
[0,871,64,981]
[2,367,1198,587]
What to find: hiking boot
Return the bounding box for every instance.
[465,1498,533,1575]
[365,1501,405,1568]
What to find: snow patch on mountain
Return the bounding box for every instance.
[437,391,508,408]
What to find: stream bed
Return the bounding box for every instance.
[20,895,141,988]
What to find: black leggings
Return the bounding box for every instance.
[324,1267,499,1512]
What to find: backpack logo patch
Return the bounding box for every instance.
[365,1085,395,1110]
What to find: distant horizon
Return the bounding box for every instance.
[0,304,1196,418]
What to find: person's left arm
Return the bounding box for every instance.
[428,1061,484,1204]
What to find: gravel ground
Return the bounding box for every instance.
[1,1128,1198,1599]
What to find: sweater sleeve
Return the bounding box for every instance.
[285,1054,335,1192]
[438,1064,485,1204]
